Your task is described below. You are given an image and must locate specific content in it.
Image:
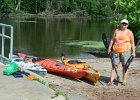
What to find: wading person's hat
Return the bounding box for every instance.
[121,19,129,25]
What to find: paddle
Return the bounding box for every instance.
[124,38,140,73]
[102,33,110,50]
[109,52,120,85]
[102,33,119,85]
[22,71,36,80]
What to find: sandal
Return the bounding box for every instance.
[121,82,126,86]
[107,81,113,86]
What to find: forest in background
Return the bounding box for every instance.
[0,0,115,18]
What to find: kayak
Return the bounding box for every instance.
[10,54,47,73]
[17,53,86,79]
[61,54,88,69]
[36,59,86,79]
[61,54,101,83]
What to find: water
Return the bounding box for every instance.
[0,17,114,58]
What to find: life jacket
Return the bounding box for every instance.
[113,33,131,53]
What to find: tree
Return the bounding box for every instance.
[114,0,140,40]
[15,0,21,11]
[20,0,46,14]
[0,0,14,13]
[0,0,115,18]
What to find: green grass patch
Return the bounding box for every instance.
[35,78,46,85]
[51,91,69,100]
[63,40,106,52]
[137,47,140,51]
[63,40,140,55]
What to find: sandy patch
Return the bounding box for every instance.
[45,58,140,100]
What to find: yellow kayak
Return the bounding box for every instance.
[61,54,101,83]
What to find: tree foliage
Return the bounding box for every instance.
[114,0,140,40]
[1,0,139,40]
[0,0,115,17]
[0,0,14,13]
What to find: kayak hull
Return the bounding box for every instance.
[61,56,100,83]
[17,53,86,79]
[84,68,100,83]
[36,59,86,79]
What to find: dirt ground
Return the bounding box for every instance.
[45,57,140,100]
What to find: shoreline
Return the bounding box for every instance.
[0,12,113,20]
[88,51,140,58]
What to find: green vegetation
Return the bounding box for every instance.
[49,84,69,100]
[64,40,140,53]
[64,40,106,53]
[52,91,69,100]
[137,47,140,52]
[35,78,46,85]
[113,0,140,41]
[64,41,104,48]
[0,0,115,18]
[0,0,140,41]
[1,1,139,34]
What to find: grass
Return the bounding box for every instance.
[63,40,140,53]
[63,40,106,53]
[49,84,69,100]
[64,40,104,48]
[137,47,140,51]
[35,78,46,85]
[52,91,69,100]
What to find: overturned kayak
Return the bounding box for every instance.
[61,54,101,83]
[17,53,86,79]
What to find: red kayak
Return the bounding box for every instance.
[17,53,86,79]
[36,59,86,79]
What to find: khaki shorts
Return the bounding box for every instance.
[111,50,131,66]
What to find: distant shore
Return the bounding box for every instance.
[0,12,112,20]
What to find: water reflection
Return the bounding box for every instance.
[0,18,114,58]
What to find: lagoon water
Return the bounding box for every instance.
[0,17,114,58]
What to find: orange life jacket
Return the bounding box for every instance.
[113,33,131,53]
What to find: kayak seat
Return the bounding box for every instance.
[56,61,65,66]
[68,60,85,64]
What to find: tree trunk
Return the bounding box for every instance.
[16,0,21,11]
[36,0,37,14]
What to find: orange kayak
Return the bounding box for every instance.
[17,53,86,79]
[61,54,101,83]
